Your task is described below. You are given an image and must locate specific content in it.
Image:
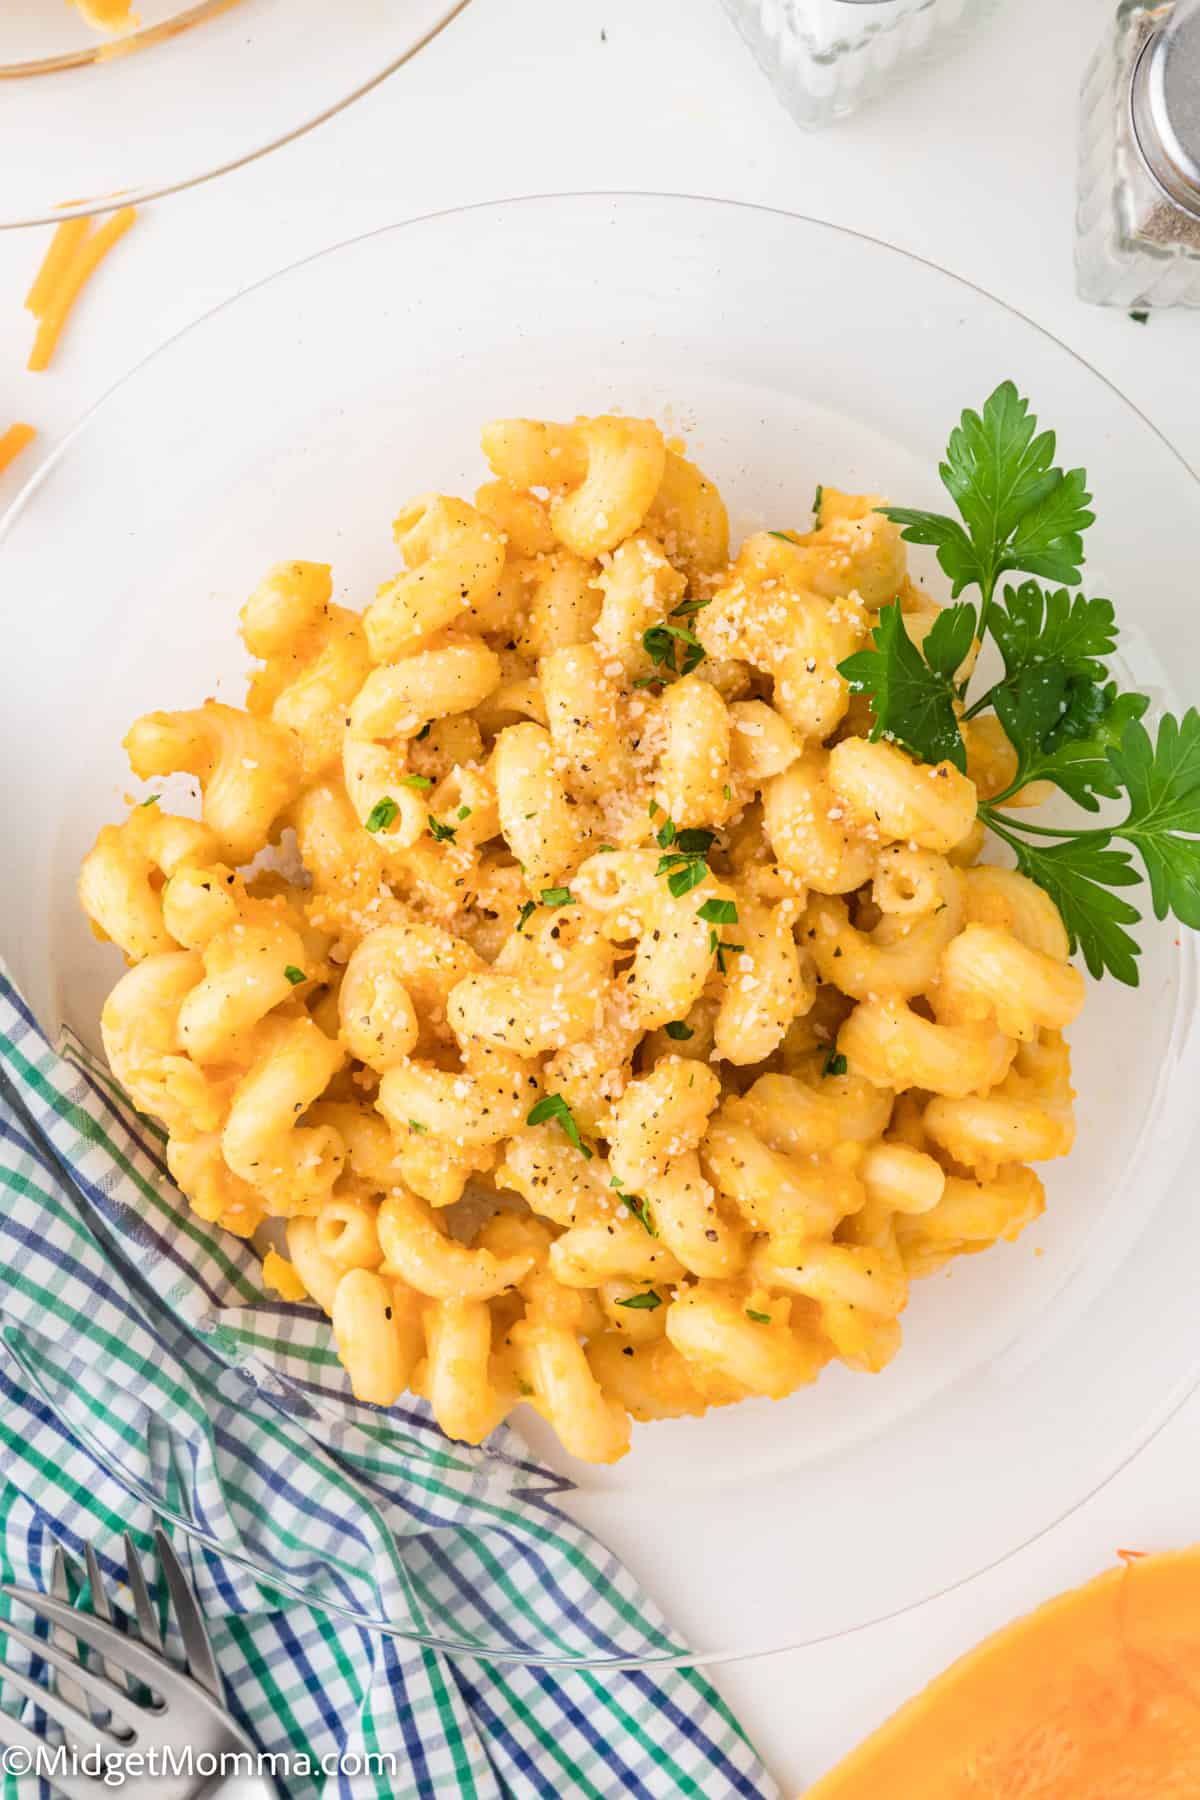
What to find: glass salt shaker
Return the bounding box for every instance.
[720,0,1004,129]
[1077,0,1200,308]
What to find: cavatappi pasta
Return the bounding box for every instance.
[80,414,1086,1463]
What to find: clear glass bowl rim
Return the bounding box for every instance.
[0,0,474,229]
[4,191,1199,1670]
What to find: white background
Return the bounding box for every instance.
[3,0,1198,1790]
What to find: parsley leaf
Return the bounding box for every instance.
[515,900,537,933]
[139,793,161,808]
[611,1178,658,1237]
[987,581,1117,685]
[1107,711,1200,928]
[427,814,457,843]
[985,820,1143,984]
[540,887,576,907]
[992,681,1147,811]
[839,601,966,771]
[745,1308,772,1325]
[921,603,977,683]
[407,1118,429,1134]
[643,621,705,677]
[884,382,1094,605]
[527,1092,592,1158]
[282,965,306,986]
[664,1020,694,1040]
[364,796,399,833]
[697,897,738,925]
[397,773,433,790]
[663,859,709,897]
[709,931,745,973]
[655,828,717,898]
[615,1290,662,1311]
[821,1048,848,1077]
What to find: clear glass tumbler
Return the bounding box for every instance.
[720,0,1004,128]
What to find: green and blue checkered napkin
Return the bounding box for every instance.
[0,960,780,1800]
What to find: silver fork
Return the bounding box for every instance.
[0,1530,276,1799]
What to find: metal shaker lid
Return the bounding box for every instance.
[1131,0,1200,222]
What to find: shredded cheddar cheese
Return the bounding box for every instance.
[72,0,137,32]
[0,423,36,477]
[261,1249,310,1304]
[26,206,137,373]
[24,219,89,317]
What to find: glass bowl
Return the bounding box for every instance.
[4,193,1200,1665]
[0,0,472,229]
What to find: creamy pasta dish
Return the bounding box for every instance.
[80,413,1086,1464]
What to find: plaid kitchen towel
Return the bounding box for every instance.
[0,961,780,1800]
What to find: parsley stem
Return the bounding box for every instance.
[955,585,991,700]
[978,806,1108,845]
[961,682,1001,722]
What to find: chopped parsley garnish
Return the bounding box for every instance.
[615,1290,662,1311]
[813,483,824,517]
[656,816,677,849]
[407,1119,428,1134]
[768,531,797,544]
[516,1377,534,1397]
[139,793,161,808]
[708,931,745,974]
[822,1049,848,1078]
[610,1178,658,1237]
[540,886,576,907]
[457,804,472,820]
[642,620,705,677]
[655,826,718,897]
[1129,309,1149,324]
[664,1020,694,1040]
[415,722,432,741]
[515,900,537,933]
[658,855,710,898]
[832,378,1200,985]
[397,773,432,789]
[745,1308,772,1324]
[526,1092,592,1158]
[427,813,457,843]
[282,965,306,986]
[364,796,399,833]
[697,897,738,926]
[669,596,712,619]
[722,784,732,801]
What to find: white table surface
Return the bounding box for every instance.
[3,0,1198,1790]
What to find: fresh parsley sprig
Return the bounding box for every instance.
[835,380,1200,986]
[884,379,1094,633]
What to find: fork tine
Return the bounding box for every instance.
[50,1546,92,1723]
[1,1589,169,1701]
[153,1529,223,1704]
[83,1543,127,1698]
[122,1532,162,1652]
[0,1647,117,1748]
[0,1705,101,1800]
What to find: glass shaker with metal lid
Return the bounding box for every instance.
[720,0,1004,129]
[1077,0,1200,307]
